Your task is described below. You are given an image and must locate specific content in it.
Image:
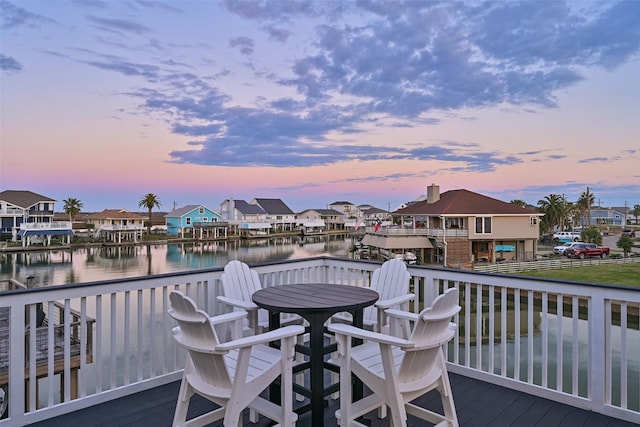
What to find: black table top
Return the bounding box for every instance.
[252,283,379,315]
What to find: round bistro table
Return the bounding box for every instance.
[253,283,379,427]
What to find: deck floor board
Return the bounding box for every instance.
[29,373,638,427]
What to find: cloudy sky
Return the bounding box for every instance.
[1,0,639,213]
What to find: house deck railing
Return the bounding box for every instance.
[0,257,638,426]
[18,222,72,231]
[95,224,144,232]
[365,226,469,238]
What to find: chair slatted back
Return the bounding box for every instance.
[221,260,268,327]
[221,260,262,300]
[398,288,460,384]
[168,291,232,389]
[365,258,411,323]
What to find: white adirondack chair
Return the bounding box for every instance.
[168,290,304,427]
[328,287,461,427]
[332,258,415,334]
[217,260,302,335]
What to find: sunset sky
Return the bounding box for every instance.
[1,0,639,213]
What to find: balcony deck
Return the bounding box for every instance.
[32,373,636,426]
[2,257,639,426]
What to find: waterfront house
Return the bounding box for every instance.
[378,184,543,267]
[251,198,297,233]
[164,205,224,238]
[317,208,349,231]
[86,209,146,243]
[328,201,359,229]
[220,199,270,237]
[297,208,346,234]
[0,190,72,246]
[328,200,357,216]
[296,209,326,235]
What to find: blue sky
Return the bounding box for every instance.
[1,0,639,212]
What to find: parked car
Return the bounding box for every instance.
[565,243,610,259]
[553,241,582,255]
[553,231,581,242]
[621,228,636,238]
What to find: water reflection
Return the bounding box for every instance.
[0,234,354,287]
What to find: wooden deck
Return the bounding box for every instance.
[31,373,636,426]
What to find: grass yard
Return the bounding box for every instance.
[518,262,640,287]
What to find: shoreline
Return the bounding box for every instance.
[0,230,355,254]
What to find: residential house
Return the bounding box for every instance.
[251,198,297,233]
[219,199,270,237]
[358,205,391,226]
[165,205,224,239]
[0,190,72,246]
[87,209,146,243]
[589,206,629,227]
[328,201,358,229]
[297,208,346,234]
[296,209,326,235]
[376,184,542,267]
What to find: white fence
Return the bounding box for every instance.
[0,257,638,425]
[474,255,640,273]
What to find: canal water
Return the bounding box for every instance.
[0,234,354,287]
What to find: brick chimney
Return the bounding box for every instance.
[427,184,440,204]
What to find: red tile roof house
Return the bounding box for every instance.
[388,185,543,268]
[86,209,147,243]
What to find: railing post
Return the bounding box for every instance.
[9,298,26,422]
[589,290,607,412]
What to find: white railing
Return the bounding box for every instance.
[0,208,25,215]
[0,257,638,425]
[365,226,469,238]
[95,224,144,232]
[18,222,72,231]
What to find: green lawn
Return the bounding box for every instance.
[516,263,640,287]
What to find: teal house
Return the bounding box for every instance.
[165,205,223,238]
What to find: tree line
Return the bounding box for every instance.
[511,190,639,235]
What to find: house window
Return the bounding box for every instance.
[530,217,538,226]
[446,217,464,229]
[186,218,191,225]
[203,217,208,222]
[475,217,492,234]
[199,207,204,214]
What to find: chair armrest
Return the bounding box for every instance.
[327,323,414,348]
[387,309,459,325]
[217,295,258,311]
[209,310,248,326]
[385,309,419,322]
[216,325,305,351]
[375,293,415,309]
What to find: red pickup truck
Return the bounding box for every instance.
[565,243,610,259]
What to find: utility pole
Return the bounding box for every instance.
[586,187,591,227]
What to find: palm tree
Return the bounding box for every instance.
[577,189,595,228]
[510,199,528,208]
[63,198,83,223]
[537,194,566,233]
[633,204,640,225]
[138,193,162,236]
